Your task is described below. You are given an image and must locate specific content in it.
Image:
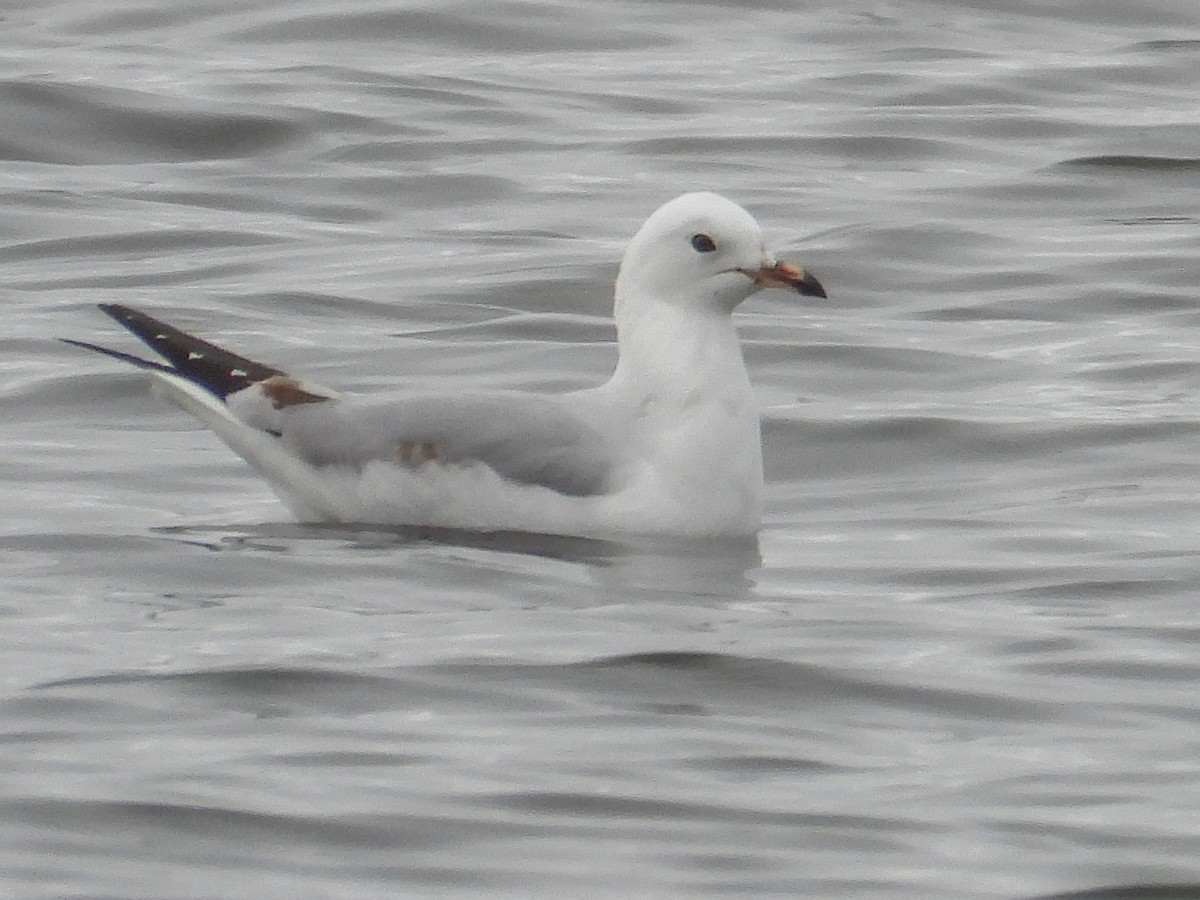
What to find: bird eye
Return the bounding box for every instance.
[690,233,717,253]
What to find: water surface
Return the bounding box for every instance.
[4,1,1200,897]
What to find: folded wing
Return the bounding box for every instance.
[277,391,618,496]
[67,304,619,497]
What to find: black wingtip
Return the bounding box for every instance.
[88,303,287,400]
[97,303,146,328]
[59,337,175,374]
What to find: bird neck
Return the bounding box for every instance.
[610,299,751,404]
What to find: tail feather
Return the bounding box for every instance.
[94,304,286,399]
[146,370,333,519]
[64,304,337,520]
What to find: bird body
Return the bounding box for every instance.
[66,192,826,538]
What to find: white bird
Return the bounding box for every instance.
[65,192,826,538]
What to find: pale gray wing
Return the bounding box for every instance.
[276,391,622,497]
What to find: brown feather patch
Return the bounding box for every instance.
[259,375,332,409]
[395,441,442,465]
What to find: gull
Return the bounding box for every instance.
[64,192,826,538]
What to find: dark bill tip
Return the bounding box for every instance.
[743,261,828,299]
[795,269,827,299]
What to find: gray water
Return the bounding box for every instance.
[4,1,1200,897]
